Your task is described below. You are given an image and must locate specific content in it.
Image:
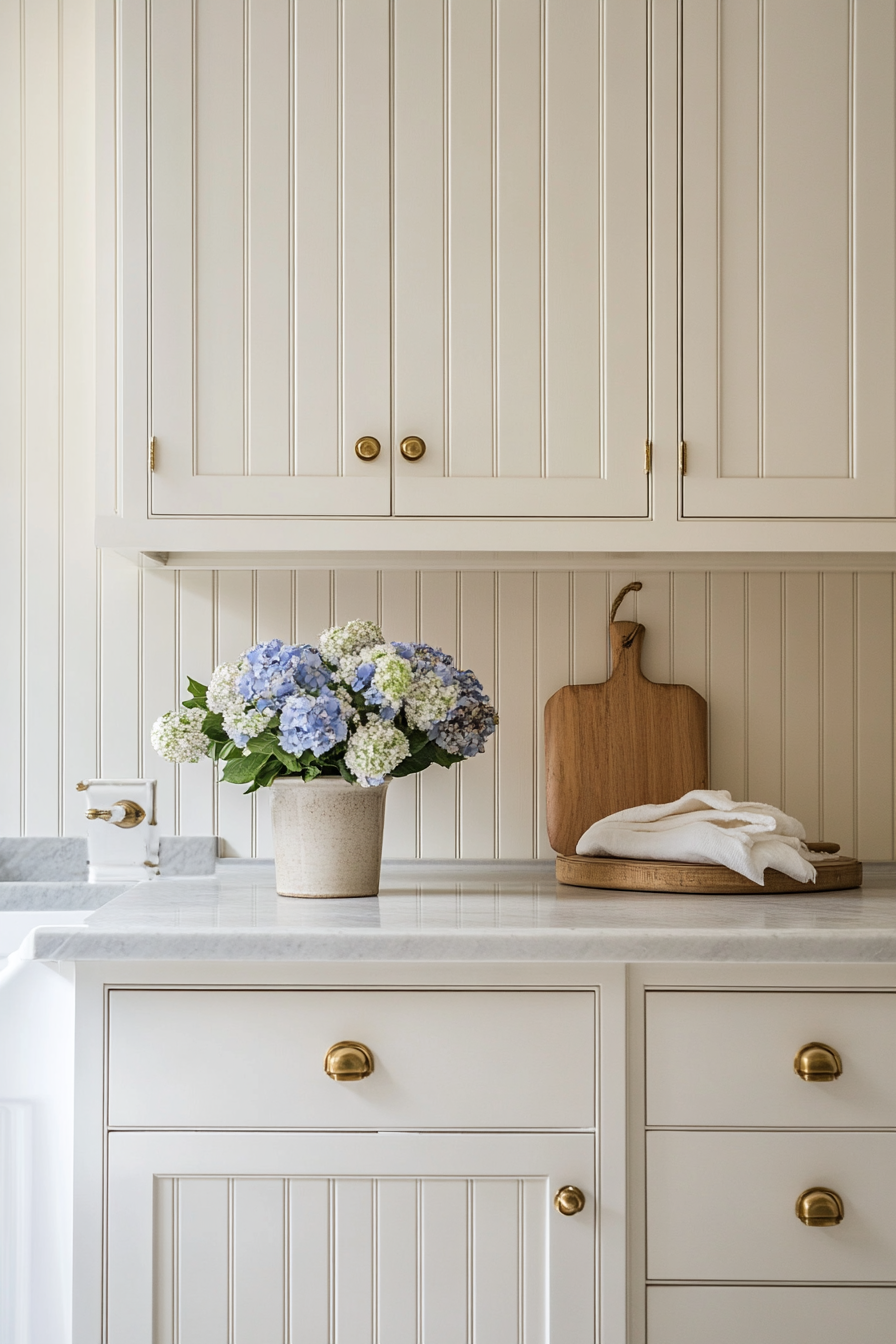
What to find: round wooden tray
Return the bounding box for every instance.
[555,853,863,894]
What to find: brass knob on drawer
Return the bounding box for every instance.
[354,436,381,461]
[554,1186,586,1216]
[794,1042,843,1082]
[795,1187,844,1226]
[324,1041,374,1081]
[399,435,426,461]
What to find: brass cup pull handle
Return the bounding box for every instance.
[554,1186,586,1216]
[400,436,426,461]
[324,1041,374,1082]
[794,1042,843,1082]
[796,1187,844,1226]
[354,436,381,461]
[85,800,146,829]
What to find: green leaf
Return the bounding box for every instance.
[391,736,464,776]
[243,729,280,753]
[430,744,463,769]
[255,757,284,789]
[337,757,356,784]
[183,678,209,710]
[272,744,303,772]
[221,751,271,785]
[390,755,430,778]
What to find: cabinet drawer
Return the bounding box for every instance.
[107,989,595,1129]
[646,991,896,1126]
[647,1131,896,1282]
[648,1287,896,1344]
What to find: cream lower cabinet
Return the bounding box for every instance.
[643,983,896,1344]
[94,984,599,1343]
[107,1132,595,1344]
[647,1287,896,1344]
[78,966,896,1342]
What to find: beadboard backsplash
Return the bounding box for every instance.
[7,551,896,861]
[102,564,896,859]
[3,0,896,860]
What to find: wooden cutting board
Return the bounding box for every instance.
[545,618,709,857]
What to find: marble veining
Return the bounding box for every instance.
[0,835,216,883]
[158,836,218,876]
[0,838,88,881]
[0,883,132,911]
[20,861,896,963]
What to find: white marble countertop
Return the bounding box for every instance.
[17,860,896,963]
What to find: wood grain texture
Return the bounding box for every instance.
[545,621,708,856]
[556,853,862,894]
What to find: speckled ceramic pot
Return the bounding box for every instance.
[270,776,391,897]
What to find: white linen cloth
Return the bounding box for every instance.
[575,789,826,885]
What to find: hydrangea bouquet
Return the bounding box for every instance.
[151,619,497,791]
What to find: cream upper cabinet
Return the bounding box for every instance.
[108,0,648,531]
[391,0,649,518]
[99,0,896,552]
[130,0,393,518]
[681,0,896,519]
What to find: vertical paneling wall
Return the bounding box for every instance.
[3,0,896,860]
[83,564,894,861]
[13,543,896,862]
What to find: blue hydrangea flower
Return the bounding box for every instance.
[399,642,456,687]
[239,639,330,709]
[278,690,348,757]
[351,661,376,692]
[431,666,497,757]
[351,660,397,719]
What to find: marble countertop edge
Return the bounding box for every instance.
[24,925,896,964]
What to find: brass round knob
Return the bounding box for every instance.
[553,1185,586,1216]
[324,1041,374,1081]
[794,1042,842,1082]
[400,435,426,461]
[354,436,381,461]
[795,1187,844,1226]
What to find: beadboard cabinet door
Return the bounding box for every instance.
[114,0,648,525]
[125,0,392,518]
[392,0,649,518]
[681,0,896,518]
[106,1131,596,1343]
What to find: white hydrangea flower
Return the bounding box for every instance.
[335,641,410,692]
[403,669,458,731]
[206,658,273,747]
[369,649,413,709]
[151,707,210,764]
[344,719,410,786]
[333,685,359,723]
[206,660,246,715]
[227,705,274,746]
[318,620,385,667]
